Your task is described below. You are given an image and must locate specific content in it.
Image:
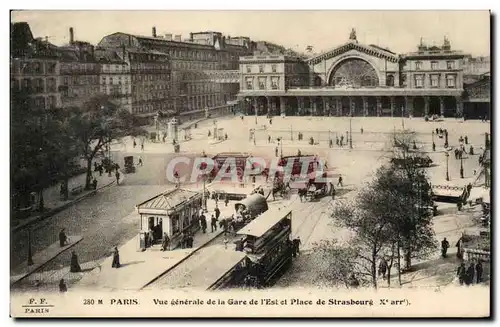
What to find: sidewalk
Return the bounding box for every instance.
[73,200,237,292]
[10,235,83,286]
[12,172,117,233]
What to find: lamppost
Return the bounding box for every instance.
[432,131,436,151]
[27,227,34,266]
[349,117,353,149]
[445,151,450,181]
[460,154,464,179]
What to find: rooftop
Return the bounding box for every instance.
[238,207,291,238]
[136,188,201,212]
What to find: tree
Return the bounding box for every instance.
[11,90,54,212]
[68,95,145,189]
[389,131,438,273]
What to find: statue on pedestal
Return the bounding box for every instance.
[349,28,357,42]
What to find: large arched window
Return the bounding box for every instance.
[329,58,379,88]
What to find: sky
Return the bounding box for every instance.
[11,10,491,57]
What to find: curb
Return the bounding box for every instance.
[141,230,224,289]
[11,180,116,234]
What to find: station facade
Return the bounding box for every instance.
[238,30,472,118]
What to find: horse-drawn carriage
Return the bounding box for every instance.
[221,194,269,232]
[304,171,328,201]
[124,156,136,174]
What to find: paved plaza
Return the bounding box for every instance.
[12,114,490,292]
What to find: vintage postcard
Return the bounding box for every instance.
[10,10,491,318]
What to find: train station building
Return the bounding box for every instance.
[237,30,488,118]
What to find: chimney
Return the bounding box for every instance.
[152,26,157,38]
[174,34,181,42]
[69,27,74,45]
[165,34,172,41]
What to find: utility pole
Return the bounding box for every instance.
[445,152,450,181]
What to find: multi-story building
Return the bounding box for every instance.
[58,28,101,108]
[95,48,132,112]
[10,22,61,110]
[239,55,309,114]
[97,28,253,118]
[238,30,471,118]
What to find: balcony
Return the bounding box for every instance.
[203,70,239,83]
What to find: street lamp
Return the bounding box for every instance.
[432,131,436,151]
[27,227,34,266]
[445,151,450,181]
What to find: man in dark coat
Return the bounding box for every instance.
[337,175,343,187]
[59,279,67,293]
[70,251,82,273]
[441,237,450,258]
[211,215,217,232]
[475,261,483,284]
[293,237,302,255]
[214,207,221,220]
[457,262,466,285]
[59,228,68,247]
[465,262,475,286]
[112,247,120,268]
[161,233,170,251]
[200,214,207,233]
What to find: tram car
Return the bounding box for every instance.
[209,152,252,182]
[237,207,293,287]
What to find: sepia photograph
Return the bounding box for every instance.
[9,9,491,318]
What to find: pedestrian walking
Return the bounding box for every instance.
[70,251,82,273]
[457,262,466,285]
[441,237,450,258]
[268,135,271,143]
[465,136,468,145]
[98,164,103,176]
[475,261,483,284]
[223,236,229,249]
[92,177,98,190]
[141,142,144,151]
[161,233,170,251]
[360,127,364,134]
[336,136,339,146]
[214,207,221,220]
[466,262,475,286]
[456,238,463,259]
[211,215,217,232]
[200,214,207,233]
[59,279,68,293]
[293,237,302,255]
[275,147,279,157]
[133,139,137,148]
[111,247,120,268]
[378,258,388,279]
[115,170,120,185]
[138,156,143,166]
[337,175,343,187]
[224,197,229,207]
[59,228,68,247]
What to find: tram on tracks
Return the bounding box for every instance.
[237,207,293,287]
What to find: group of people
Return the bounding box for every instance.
[179,231,195,249]
[457,260,484,286]
[132,139,145,151]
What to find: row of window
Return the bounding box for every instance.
[173,61,218,71]
[132,83,170,93]
[147,47,236,63]
[12,78,58,93]
[187,83,220,94]
[13,61,57,75]
[414,74,456,88]
[131,74,171,82]
[187,94,222,110]
[28,95,59,109]
[61,86,100,98]
[102,76,131,84]
[129,53,167,62]
[245,76,280,90]
[60,63,100,73]
[246,64,278,74]
[134,92,170,102]
[132,101,173,114]
[415,60,456,71]
[130,63,170,71]
[63,75,100,86]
